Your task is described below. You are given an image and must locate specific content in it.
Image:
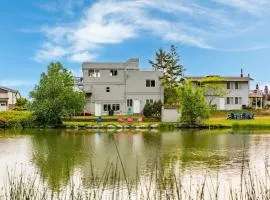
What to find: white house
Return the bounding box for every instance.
[187,72,253,110]
[0,86,21,111]
[76,58,164,116]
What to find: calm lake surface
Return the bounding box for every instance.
[0,129,270,199]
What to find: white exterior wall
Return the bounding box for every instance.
[161,108,181,122]
[81,59,163,115]
[204,81,250,110]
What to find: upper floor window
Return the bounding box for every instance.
[146,80,156,87]
[106,87,110,92]
[89,69,100,77]
[227,82,231,89]
[110,69,118,76]
[235,82,239,89]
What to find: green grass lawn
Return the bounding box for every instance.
[204,116,270,129]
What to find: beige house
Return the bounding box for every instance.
[187,72,253,110]
[0,86,21,111]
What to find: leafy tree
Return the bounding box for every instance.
[143,103,153,118]
[14,97,28,111]
[177,81,210,125]
[30,62,86,126]
[149,45,184,105]
[198,76,228,109]
[142,101,162,118]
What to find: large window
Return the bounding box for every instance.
[103,104,120,111]
[88,69,100,77]
[146,79,156,87]
[110,69,118,76]
[127,99,133,107]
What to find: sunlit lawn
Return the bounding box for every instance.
[205,116,270,129]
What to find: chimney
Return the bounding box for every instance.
[240,68,243,78]
[265,86,269,94]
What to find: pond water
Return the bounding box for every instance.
[0,129,269,199]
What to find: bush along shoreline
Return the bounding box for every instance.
[1,111,270,130]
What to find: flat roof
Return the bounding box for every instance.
[186,76,253,82]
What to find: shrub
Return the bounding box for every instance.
[0,111,34,128]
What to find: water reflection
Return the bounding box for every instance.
[0,128,270,194]
[31,130,88,190]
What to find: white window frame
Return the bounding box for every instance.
[127,99,133,107]
[89,69,100,77]
[146,79,156,87]
[110,69,118,76]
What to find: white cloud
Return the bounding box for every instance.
[211,0,270,15]
[34,43,68,62]
[34,0,270,62]
[69,52,97,63]
[36,0,84,16]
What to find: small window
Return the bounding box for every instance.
[235,97,239,104]
[151,80,155,87]
[106,87,110,92]
[235,82,239,89]
[146,80,151,87]
[0,103,6,106]
[146,79,155,87]
[226,97,230,104]
[89,69,100,77]
[104,104,108,111]
[146,99,154,104]
[111,104,120,111]
[110,69,118,76]
[127,99,133,107]
[227,82,231,89]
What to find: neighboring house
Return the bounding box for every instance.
[249,88,264,109]
[187,72,253,110]
[0,86,21,111]
[264,86,270,107]
[77,58,164,116]
[249,85,270,109]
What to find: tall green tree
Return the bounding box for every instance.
[149,45,184,105]
[198,76,228,109]
[177,81,210,125]
[30,62,85,126]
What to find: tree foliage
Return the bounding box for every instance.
[143,100,162,118]
[149,45,184,105]
[30,62,86,126]
[14,97,28,111]
[198,76,228,109]
[177,81,210,125]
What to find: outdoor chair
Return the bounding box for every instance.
[137,116,143,122]
[118,116,124,123]
[97,116,102,123]
[127,116,133,122]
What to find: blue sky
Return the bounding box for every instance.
[1,0,270,97]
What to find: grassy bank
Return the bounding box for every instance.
[63,121,177,130]
[0,111,33,128]
[204,116,270,129]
